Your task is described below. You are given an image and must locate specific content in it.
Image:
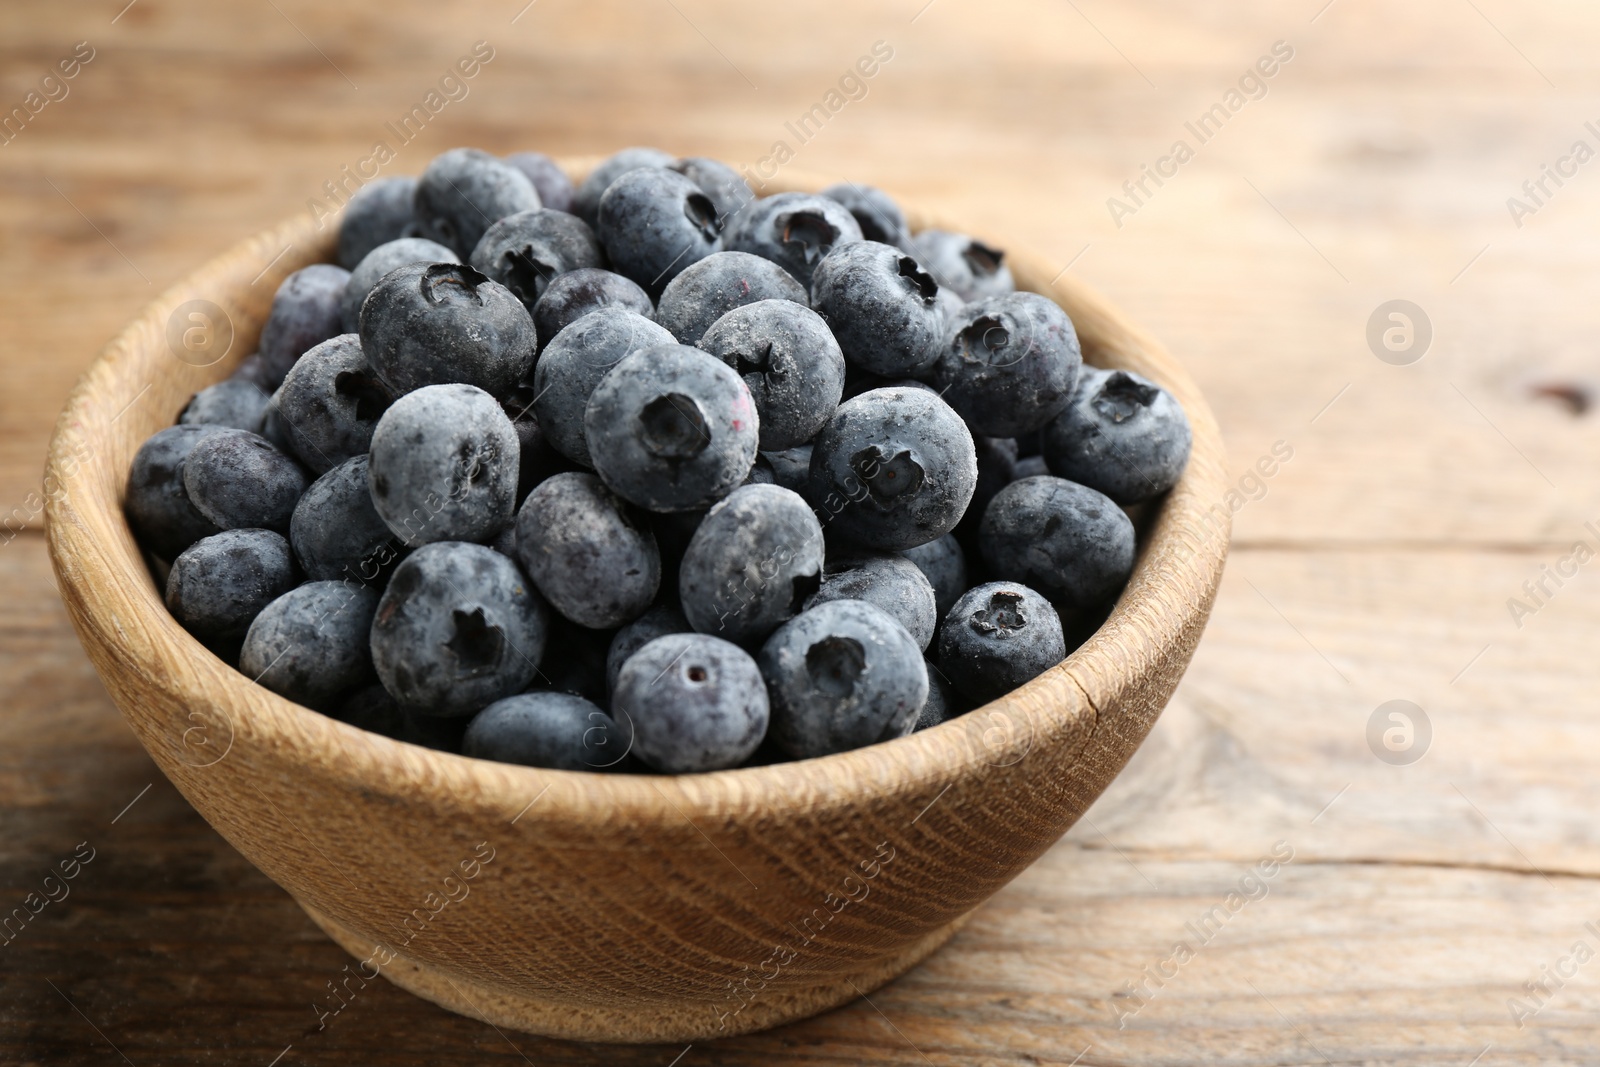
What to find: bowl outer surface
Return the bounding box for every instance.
[44,162,1230,1041]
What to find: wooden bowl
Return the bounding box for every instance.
[44,163,1229,1043]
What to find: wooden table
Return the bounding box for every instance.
[6,0,1600,1062]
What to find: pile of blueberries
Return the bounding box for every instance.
[126,146,1191,774]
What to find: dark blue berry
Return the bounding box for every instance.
[240,581,379,710]
[340,237,458,332]
[413,147,542,257]
[259,264,351,388]
[980,476,1135,611]
[571,146,674,225]
[724,192,863,290]
[933,292,1082,437]
[596,168,722,296]
[532,268,654,353]
[605,603,690,697]
[805,553,937,651]
[514,471,659,629]
[670,156,756,231]
[937,581,1065,703]
[656,251,809,347]
[272,334,395,473]
[290,455,405,585]
[183,429,309,533]
[698,299,843,450]
[505,152,575,214]
[820,183,911,249]
[532,308,675,466]
[179,378,271,433]
[126,425,225,560]
[338,177,420,269]
[469,208,604,311]
[166,528,298,646]
[1040,367,1191,504]
[463,691,625,771]
[899,533,967,619]
[612,633,768,772]
[758,599,928,759]
[909,230,1014,301]
[370,541,548,717]
[584,343,759,512]
[810,241,943,377]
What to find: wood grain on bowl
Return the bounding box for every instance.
[42,164,1229,1043]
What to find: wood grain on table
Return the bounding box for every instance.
[5,0,1600,1063]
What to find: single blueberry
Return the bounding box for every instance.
[532,268,654,353]
[670,156,756,231]
[1040,366,1192,504]
[340,236,459,333]
[505,151,576,214]
[240,581,379,710]
[258,264,351,388]
[678,484,825,646]
[183,429,309,533]
[469,208,605,312]
[909,230,1015,302]
[584,343,760,512]
[613,633,769,773]
[933,291,1083,437]
[125,425,226,560]
[605,603,691,697]
[272,334,396,473]
[810,241,944,377]
[166,528,298,647]
[413,147,542,257]
[514,471,660,629]
[758,599,928,759]
[367,383,520,546]
[807,386,977,551]
[370,540,549,717]
[820,183,912,249]
[656,251,809,348]
[596,167,723,296]
[805,553,937,652]
[532,308,675,467]
[723,192,864,290]
[899,533,967,620]
[338,177,420,269]
[980,475,1136,612]
[178,378,271,433]
[937,581,1065,703]
[697,299,843,450]
[360,261,537,398]
[571,146,675,225]
[464,691,626,771]
[290,455,406,585]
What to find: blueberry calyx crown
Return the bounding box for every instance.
[958,314,1013,366]
[778,211,839,266]
[684,192,722,243]
[806,635,865,698]
[1094,372,1160,424]
[446,606,505,676]
[970,590,1027,635]
[896,255,939,306]
[848,445,924,506]
[500,245,559,304]
[639,392,711,460]
[421,262,490,307]
[961,240,1005,279]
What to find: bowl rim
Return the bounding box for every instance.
[44,160,1230,827]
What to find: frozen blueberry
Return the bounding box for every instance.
[259,264,351,388]
[656,252,809,347]
[370,541,548,717]
[980,476,1135,612]
[571,146,675,225]
[360,262,536,397]
[910,230,1014,302]
[290,455,405,585]
[724,192,864,290]
[272,334,396,473]
[166,528,298,646]
[805,553,937,652]
[938,581,1065,703]
[532,308,675,466]
[340,237,460,332]
[808,386,977,551]
[899,533,966,619]
[677,484,824,645]
[606,603,691,696]
[697,299,843,450]
[762,445,813,496]
[334,682,467,752]
[820,183,912,249]
[810,241,943,377]
[183,429,309,533]
[469,208,605,312]
[596,167,722,296]
[612,633,768,773]
[533,622,615,707]
[1040,366,1191,504]
[758,599,928,759]
[338,177,420,269]
[514,471,659,628]
[368,383,519,546]
[179,378,271,433]
[670,156,756,230]
[532,268,654,352]
[464,691,624,771]
[413,147,542,257]
[240,581,379,710]
[933,292,1082,437]
[126,425,225,560]
[585,343,759,512]
[505,151,575,214]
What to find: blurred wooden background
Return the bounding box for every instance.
[7,0,1600,1063]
